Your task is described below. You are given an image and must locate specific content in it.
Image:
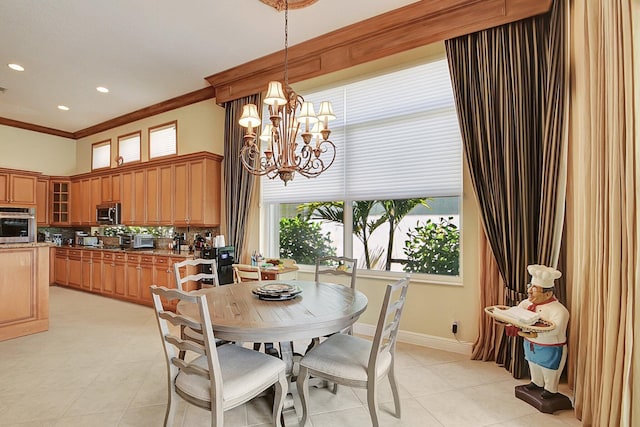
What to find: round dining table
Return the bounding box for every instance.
[176,280,368,374]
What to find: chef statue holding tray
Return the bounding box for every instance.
[506,264,570,399]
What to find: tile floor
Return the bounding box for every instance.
[0,286,582,427]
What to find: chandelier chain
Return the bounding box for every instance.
[284,0,289,86]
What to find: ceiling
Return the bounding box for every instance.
[0,0,417,134]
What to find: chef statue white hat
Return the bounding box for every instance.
[527,264,562,289]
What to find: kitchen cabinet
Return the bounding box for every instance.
[152,255,177,309]
[81,250,92,291]
[138,255,155,304]
[145,165,173,225]
[70,181,81,224]
[90,177,102,222]
[125,254,141,299]
[100,175,121,204]
[120,170,146,225]
[51,247,187,309]
[90,251,103,293]
[145,167,160,224]
[0,170,37,206]
[67,249,82,289]
[113,253,126,296]
[173,157,220,226]
[36,178,49,225]
[50,180,71,225]
[0,245,50,341]
[54,247,69,285]
[102,252,115,295]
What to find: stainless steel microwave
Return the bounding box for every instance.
[96,203,121,225]
[0,207,36,244]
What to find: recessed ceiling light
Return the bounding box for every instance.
[96,86,109,93]
[57,105,70,111]
[8,63,24,71]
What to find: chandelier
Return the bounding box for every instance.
[238,0,336,185]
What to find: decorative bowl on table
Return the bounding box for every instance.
[252,283,302,301]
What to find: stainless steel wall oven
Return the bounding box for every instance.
[0,207,36,244]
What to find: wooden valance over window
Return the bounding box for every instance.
[207,0,553,104]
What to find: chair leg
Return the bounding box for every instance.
[296,366,311,426]
[273,371,288,427]
[165,387,179,427]
[388,366,401,418]
[366,380,380,427]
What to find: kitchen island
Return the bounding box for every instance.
[0,242,52,341]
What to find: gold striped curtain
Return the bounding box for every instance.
[567,0,637,425]
[223,94,262,261]
[445,0,567,378]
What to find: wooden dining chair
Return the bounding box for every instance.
[232,263,262,283]
[296,275,410,427]
[173,258,224,358]
[231,263,281,356]
[315,256,357,290]
[174,258,220,291]
[150,286,288,427]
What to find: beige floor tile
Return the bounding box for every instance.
[0,287,583,427]
[118,405,167,427]
[52,411,123,427]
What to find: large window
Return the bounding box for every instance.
[262,58,462,277]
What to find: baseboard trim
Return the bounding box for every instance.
[353,323,473,356]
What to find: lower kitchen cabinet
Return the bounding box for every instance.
[125,254,141,299]
[81,250,92,291]
[102,252,115,295]
[54,248,68,286]
[52,248,186,309]
[113,253,126,296]
[67,250,82,289]
[90,251,103,293]
[138,255,155,305]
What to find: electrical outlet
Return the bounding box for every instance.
[452,321,458,334]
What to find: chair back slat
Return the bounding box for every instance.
[315,256,357,289]
[172,358,211,379]
[174,258,220,291]
[368,275,410,374]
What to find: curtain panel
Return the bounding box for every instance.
[223,94,262,262]
[567,0,638,425]
[445,0,567,378]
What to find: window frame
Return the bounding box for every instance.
[91,139,111,171]
[259,57,464,282]
[148,120,178,160]
[117,130,142,165]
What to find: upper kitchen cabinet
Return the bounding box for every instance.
[50,179,71,225]
[120,169,146,225]
[0,168,38,206]
[145,165,174,225]
[173,153,221,226]
[36,178,49,225]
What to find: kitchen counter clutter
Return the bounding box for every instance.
[0,242,51,341]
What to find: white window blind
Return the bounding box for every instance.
[118,133,141,163]
[261,59,462,203]
[92,142,110,170]
[149,123,176,158]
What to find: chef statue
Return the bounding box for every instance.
[506,264,570,400]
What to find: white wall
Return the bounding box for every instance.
[74,99,225,174]
[0,125,76,176]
